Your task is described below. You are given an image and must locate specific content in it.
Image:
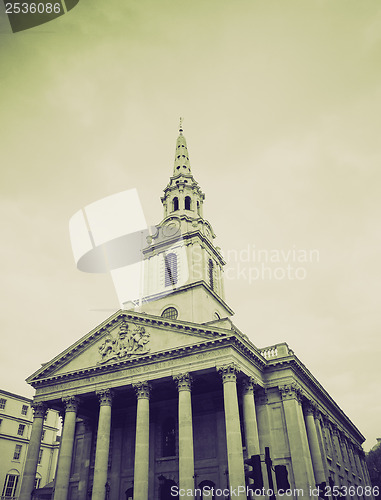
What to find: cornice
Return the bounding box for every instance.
[141,281,234,315]
[265,357,365,443]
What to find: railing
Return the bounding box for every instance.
[260,342,293,359]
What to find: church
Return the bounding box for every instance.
[19,127,373,500]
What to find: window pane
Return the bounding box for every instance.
[14,444,22,459]
[161,307,178,320]
[164,253,178,287]
[0,398,6,409]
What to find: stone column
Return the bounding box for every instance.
[304,402,326,485]
[133,381,152,500]
[92,389,113,500]
[53,396,80,500]
[219,364,246,500]
[331,425,343,466]
[19,402,48,500]
[78,419,93,500]
[359,450,372,487]
[174,373,195,497]
[314,412,329,483]
[279,384,315,498]
[348,442,359,478]
[242,377,260,457]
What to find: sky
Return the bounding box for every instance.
[0,0,380,450]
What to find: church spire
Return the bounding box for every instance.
[161,121,205,219]
[173,117,191,176]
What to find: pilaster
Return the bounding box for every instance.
[279,384,314,498]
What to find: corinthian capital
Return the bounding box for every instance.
[173,373,192,391]
[218,363,240,383]
[242,377,260,394]
[96,389,113,406]
[62,395,80,413]
[133,381,152,400]
[304,399,318,416]
[31,401,48,419]
[279,383,303,402]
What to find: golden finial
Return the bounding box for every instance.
[179,117,184,134]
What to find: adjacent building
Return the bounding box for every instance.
[0,390,60,499]
[19,127,373,500]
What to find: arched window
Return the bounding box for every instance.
[125,486,133,499]
[162,417,176,457]
[208,259,214,291]
[199,480,216,500]
[184,196,191,210]
[161,307,178,320]
[164,253,178,287]
[2,470,20,498]
[173,197,179,211]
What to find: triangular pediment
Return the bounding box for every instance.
[27,310,229,383]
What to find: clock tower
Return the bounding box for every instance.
[138,124,234,323]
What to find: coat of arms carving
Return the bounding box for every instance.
[98,322,150,364]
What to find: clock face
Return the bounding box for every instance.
[162,219,180,237]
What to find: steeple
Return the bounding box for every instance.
[139,123,233,324]
[173,118,191,176]
[161,122,205,219]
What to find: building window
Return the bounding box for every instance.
[34,475,41,489]
[208,259,214,290]
[17,424,25,436]
[13,445,22,460]
[197,201,200,215]
[164,253,178,287]
[159,478,178,500]
[2,473,19,498]
[38,449,43,465]
[21,405,28,416]
[184,196,191,210]
[125,487,133,500]
[0,398,6,410]
[41,430,45,441]
[173,197,179,211]
[161,307,178,320]
[162,417,176,457]
[199,480,216,500]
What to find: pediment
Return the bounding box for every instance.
[27,311,228,383]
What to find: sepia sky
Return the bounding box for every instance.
[0,0,380,450]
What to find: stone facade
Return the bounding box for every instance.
[0,390,60,499]
[19,128,373,500]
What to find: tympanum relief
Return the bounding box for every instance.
[98,321,150,364]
